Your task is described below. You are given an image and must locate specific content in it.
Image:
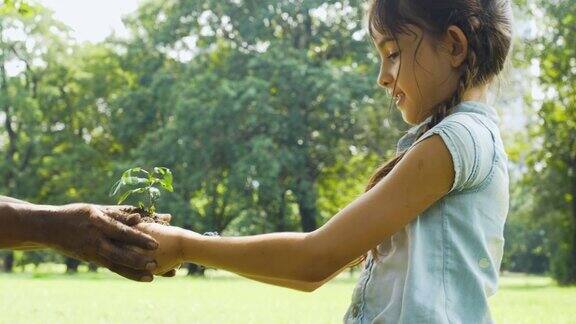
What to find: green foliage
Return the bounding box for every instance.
[0,0,36,16]
[2,0,573,280]
[110,0,397,235]
[519,0,576,284]
[110,167,174,214]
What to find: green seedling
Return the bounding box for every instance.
[109,167,174,215]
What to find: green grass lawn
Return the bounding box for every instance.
[0,269,575,323]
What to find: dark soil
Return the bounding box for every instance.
[139,212,169,226]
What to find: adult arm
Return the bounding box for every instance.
[0,195,30,204]
[0,197,165,281]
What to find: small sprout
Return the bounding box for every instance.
[109,167,174,215]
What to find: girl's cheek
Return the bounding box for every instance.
[396,62,409,91]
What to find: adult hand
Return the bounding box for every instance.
[101,206,179,277]
[42,203,164,282]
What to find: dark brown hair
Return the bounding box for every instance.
[350,0,513,267]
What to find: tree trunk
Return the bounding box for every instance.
[296,179,318,232]
[2,252,14,273]
[570,158,576,284]
[275,190,287,232]
[88,263,99,272]
[65,258,80,273]
[1,63,18,191]
[186,263,205,276]
[183,223,206,277]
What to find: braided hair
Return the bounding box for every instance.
[347,0,513,267]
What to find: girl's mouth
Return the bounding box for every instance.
[394,92,405,106]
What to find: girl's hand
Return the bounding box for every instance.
[135,223,188,275]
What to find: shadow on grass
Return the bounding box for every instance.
[500,284,552,291]
[0,272,127,281]
[0,271,361,286]
[8,272,562,291]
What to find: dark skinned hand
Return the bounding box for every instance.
[99,205,179,277]
[41,203,173,282]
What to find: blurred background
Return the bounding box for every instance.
[0,0,574,322]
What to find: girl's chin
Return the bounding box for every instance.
[400,111,420,126]
[396,98,409,113]
[400,112,412,125]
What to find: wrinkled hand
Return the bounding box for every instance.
[99,205,177,277]
[44,203,169,282]
[135,223,189,276]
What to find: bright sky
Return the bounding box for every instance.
[38,0,142,43]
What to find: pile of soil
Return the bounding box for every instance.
[128,207,169,225]
[139,212,169,225]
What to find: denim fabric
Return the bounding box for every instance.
[343,101,510,324]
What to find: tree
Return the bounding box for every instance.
[114,0,400,238]
[0,1,136,272]
[522,0,576,284]
[0,0,65,271]
[2,0,407,274]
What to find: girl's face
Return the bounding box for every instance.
[372,25,461,125]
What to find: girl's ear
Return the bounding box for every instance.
[444,25,468,68]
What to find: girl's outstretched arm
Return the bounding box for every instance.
[142,134,453,283]
[237,257,362,292]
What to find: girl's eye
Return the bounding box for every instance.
[386,52,400,60]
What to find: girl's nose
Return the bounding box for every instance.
[377,65,395,90]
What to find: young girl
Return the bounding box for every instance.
[139,0,513,322]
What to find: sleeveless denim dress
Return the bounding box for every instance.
[343,101,510,324]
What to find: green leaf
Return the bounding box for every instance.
[149,187,160,200]
[154,167,174,192]
[117,187,147,204]
[153,167,168,175]
[116,190,132,205]
[123,167,149,181]
[109,179,122,197]
[123,176,150,186]
[110,168,151,198]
